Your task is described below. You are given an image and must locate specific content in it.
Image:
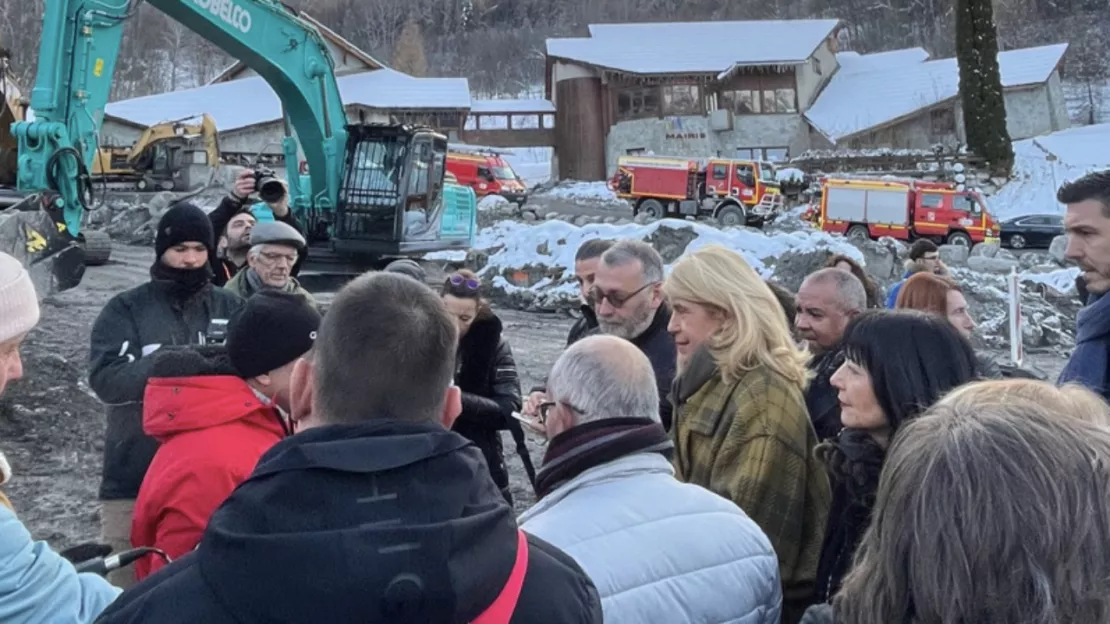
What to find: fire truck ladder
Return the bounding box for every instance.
[753,192,785,217]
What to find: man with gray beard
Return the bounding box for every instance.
[525,241,676,429]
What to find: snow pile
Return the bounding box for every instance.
[459,218,863,307]
[542,181,619,203]
[991,123,1110,221]
[1020,266,1081,293]
[478,194,511,211]
[775,167,806,184]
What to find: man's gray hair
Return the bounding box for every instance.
[600,240,665,283]
[547,335,660,425]
[248,242,298,260]
[806,267,867,313]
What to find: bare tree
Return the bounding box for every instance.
[392,19,429,77]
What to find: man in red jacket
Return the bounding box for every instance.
[130,291,321,580]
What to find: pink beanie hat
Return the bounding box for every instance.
[0,252,40,344]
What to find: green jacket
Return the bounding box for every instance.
[672,347,830,621]
[224,269,317,309]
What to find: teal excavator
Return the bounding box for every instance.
[1,0,477,297]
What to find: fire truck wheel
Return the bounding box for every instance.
[716,205,746,227]
[946,231,972,247]
[846,224,870,242]
[636,199,665,219]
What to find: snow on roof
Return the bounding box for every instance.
[469,99,555,114]
[835,47,930,75]
[546,19,840,75]
[106,69,472,131]
[806,43,1068,143]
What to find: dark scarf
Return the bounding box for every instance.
[534,417,673,500]
[671,345,718,408]
[150,261,214,299]
[245,267,299,296]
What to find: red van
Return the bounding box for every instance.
[446,146,528,206]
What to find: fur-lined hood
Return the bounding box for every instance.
[0,450,9,486]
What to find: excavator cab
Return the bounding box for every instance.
[331,124,475,258]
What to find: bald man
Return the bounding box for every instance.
[795,268,866,441]
[518,335,782,624]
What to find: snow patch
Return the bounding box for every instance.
[541,181,619,202]
[478,194,510,211]
[990,123,1110,220]
[1020,266,1081,293]
[775,167,806,183]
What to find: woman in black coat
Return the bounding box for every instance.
[441,270,533,504]
[814,311,978,603]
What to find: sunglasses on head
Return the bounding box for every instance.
[447,274,481,290]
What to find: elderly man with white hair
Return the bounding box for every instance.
[223,221,316,307]
[518,334,782,624]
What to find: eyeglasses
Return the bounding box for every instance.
[447,274,480,290]
[537,400,585,424]
[588,281,658,308]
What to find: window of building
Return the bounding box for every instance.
[736,147,789,161]
[812,57,823,76]
[720,89,761,114]
[930,107,956,137]
[626,147,647,156]
[764,147,788,162]
[662,84,701,115]
[720,86,796,114]
[617,88,660,120]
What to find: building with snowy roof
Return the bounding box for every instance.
[545,20,1071,181]
[806,43,1070,150]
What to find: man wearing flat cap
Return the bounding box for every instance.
[224,220,316,308]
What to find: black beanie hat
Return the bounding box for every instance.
[227,291,321,379]
[156,202,215,259]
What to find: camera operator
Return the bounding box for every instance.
[208,167,307,287]
[88,203,245,589]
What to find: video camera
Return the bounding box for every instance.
[253,164,287,204]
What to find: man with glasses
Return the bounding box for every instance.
[526,240,677,430]
[223,221,317,309]
[884,239,948,308]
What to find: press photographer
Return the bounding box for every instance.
[207,166,308,287]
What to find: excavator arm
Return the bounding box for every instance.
[12,0,348,237]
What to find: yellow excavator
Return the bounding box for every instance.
[92,113,220,191]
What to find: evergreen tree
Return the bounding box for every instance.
[392,19,429,78]
[956,0,1014,176]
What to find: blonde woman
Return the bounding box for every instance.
[665,244,831,623]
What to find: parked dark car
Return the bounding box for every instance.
[1000,213,1064,249]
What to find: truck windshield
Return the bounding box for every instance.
[492,166,517,181]
[759,162,777,184]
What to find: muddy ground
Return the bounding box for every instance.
[0,244,565,548]
[0,243,1068,549]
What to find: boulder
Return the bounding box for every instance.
[633,212,655,225]
[543,212,561,221]
[520,210,538,222]
[967,256,1020,274]
[970,242,1001,258]
[646,225,699,263]
[1017,251,1053,270]
[938,244,969,267]
[855,239,899,282]
[768,249,838,293]
[1049,235,1069,265]
[996,248,1017,261]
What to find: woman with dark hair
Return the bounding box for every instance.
[814,310,977,603]
[441,269,532,504]
[804,386,1110,623]
[894,272,1002,378]
[825,255,882,309]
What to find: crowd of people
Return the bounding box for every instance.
[0,169,1107,622]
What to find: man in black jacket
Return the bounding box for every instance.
[526,240,677,431]
[97,272,603,624]
[208,169,306,286]
[795,267,866,442]
[88,202,244,589]
[566,238,613,346]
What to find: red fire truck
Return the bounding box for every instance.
[607,155,784,227]
[815,177,1000,247]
